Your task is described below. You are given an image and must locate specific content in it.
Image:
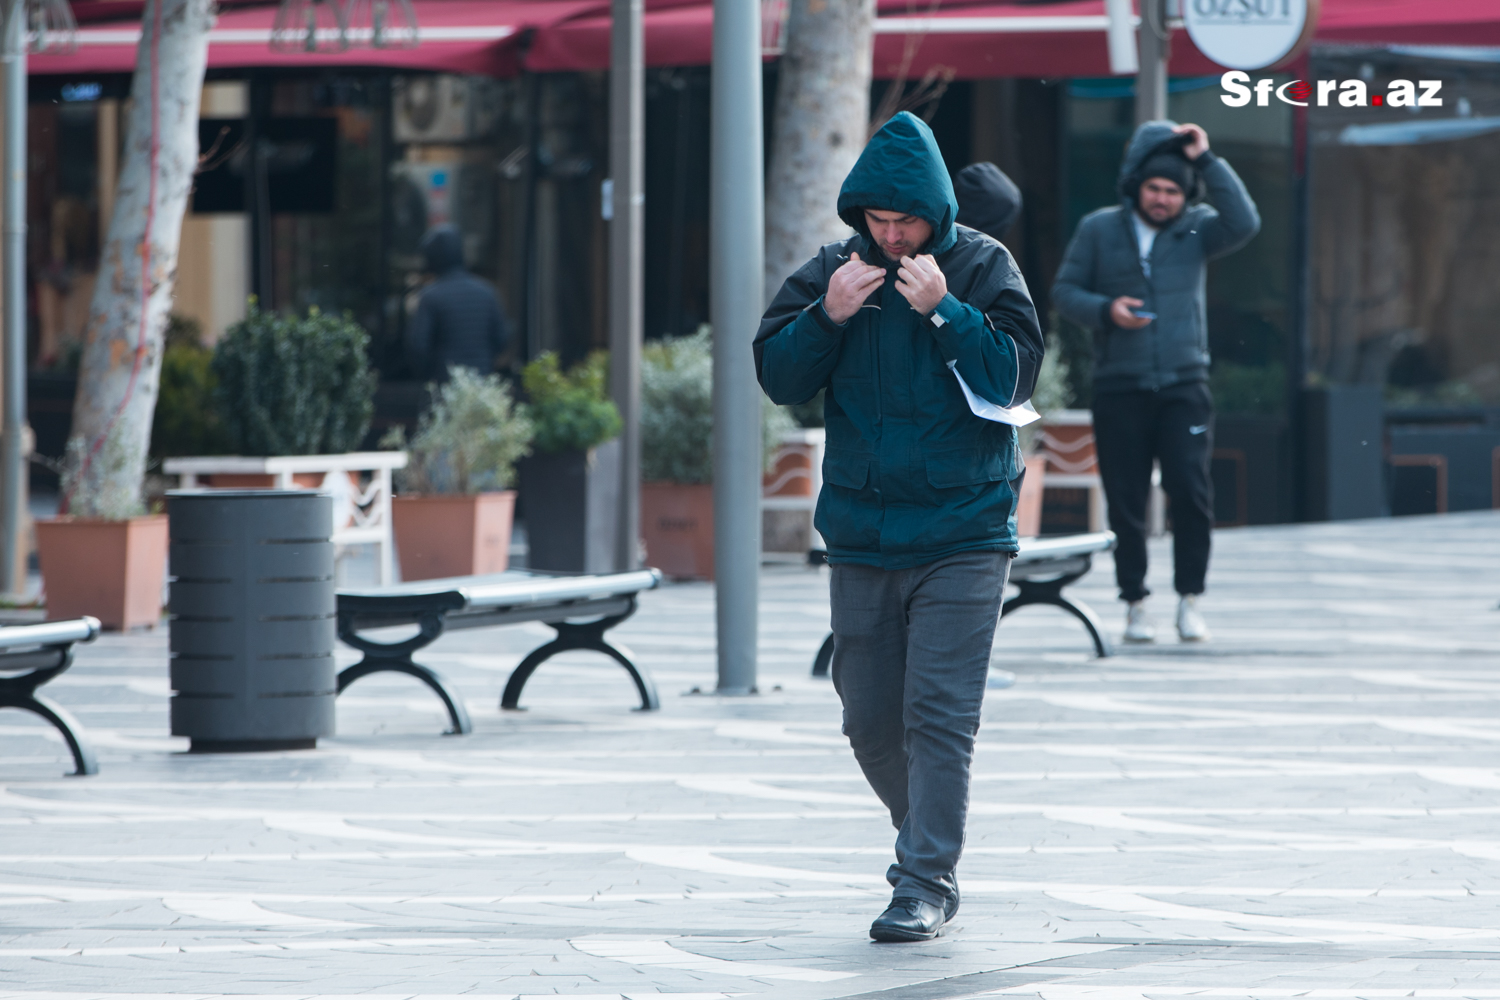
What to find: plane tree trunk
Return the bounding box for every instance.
[763,0,875,306]
[64,0,213,516]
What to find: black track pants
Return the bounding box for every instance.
[1091,381,1214,602]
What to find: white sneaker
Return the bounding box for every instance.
[1123,600,1156,643]
[1177,595,1210,642]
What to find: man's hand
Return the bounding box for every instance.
[896,254,947,316]
[1174,122,1209,161]
[824,252,885,325]
[1110,296,1152,329]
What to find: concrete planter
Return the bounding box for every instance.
[392,492,516,581]
[519,438,621,573]
[35,514,169,630]
[640,481,714,580]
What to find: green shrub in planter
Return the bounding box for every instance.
[640,326,792,485]
[521,351,622,453]
[151,315,231,459]
[211,301,377,456]
[383,367,534,495]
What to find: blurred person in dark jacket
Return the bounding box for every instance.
[1052,121,1259,644]
[406,225,509,380]
[954,161,1021,243]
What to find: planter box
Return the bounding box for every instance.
[36,514,169,630]
[1038,409,1098,475]
[392,492,516,581]
[162,452,407,584]
[640,481,714,580]
[519,438,620,573]
[1016,454,1046,538]
[762,428,825,556]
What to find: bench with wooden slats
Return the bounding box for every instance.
[0,616,102,775]
[336,569,663,732]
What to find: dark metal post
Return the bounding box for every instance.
[1134,0,1170,125]
[608,0,643,572]
[0,0,27,593]
[710,0,763,695]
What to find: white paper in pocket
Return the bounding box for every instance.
[947,360,1041,427]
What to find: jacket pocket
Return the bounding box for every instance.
[823,448,872,490]
[925,446,1019,489]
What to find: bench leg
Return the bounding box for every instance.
[502,603,659,712]
[1001,580,1114,659]
[0,694,98,776]
[336,610,473,735]
[810,632,835,678]
[337,659,473,736]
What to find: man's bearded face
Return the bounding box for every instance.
[1138,177,1186,225]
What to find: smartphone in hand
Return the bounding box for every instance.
[1131,309,1157,321]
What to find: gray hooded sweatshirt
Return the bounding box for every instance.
[1051,120,1260,394]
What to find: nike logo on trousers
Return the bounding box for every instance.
[1188,425,1209,435]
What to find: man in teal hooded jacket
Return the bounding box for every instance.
[756,112,1044,942]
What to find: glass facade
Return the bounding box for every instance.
[1309,50,1500,410]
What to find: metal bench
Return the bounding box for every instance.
[810,531,1117,676]
[0,617,102,775]
[336,569,664,733]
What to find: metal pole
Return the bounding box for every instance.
[0,0,27,594]
[608,0,643,572]
[1134,0,1169,125]
[710,0,763,695]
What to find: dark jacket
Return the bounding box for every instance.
[755,112,1045,570]
[406,227,509,381]
[954,162,1022,242]
[1051,120,1260,394]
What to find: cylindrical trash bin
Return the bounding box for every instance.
[167,490,336,752]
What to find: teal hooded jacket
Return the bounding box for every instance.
[754,112,1045,570]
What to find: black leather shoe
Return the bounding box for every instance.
[870,897,947,942]
[945,879,960,922]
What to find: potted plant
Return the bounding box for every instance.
[1021,330,1077,537]
[383,367,534,580]
[517,351,623,573]
[640,327,791,579]
[197,300,378,486]
[36,434,168,630]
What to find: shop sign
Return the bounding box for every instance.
[1184,0,1318,71]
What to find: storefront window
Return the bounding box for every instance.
[1309,51,1500,411]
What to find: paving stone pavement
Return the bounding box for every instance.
[4,512,1500,1000]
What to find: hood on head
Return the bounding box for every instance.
[420,225,465,274]
[838,111,959,257]
[1117,119,1204,205]
[954,161,1022,241]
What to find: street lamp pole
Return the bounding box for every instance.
[608,0,644,572]
[0,0,27,594]
[710,0,763,695]
[1135,0,1170,125]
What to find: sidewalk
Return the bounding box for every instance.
[3,512,1500,1000]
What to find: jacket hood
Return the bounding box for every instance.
[420,225,465,274]
[1117,119,1204,204]
[954,161,1022,241]
[838,112,958,257]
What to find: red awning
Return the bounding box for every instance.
[29,0,600,78]
[526,0,1500,79]
[1315,0,1500,48]
[28,0,1500,80]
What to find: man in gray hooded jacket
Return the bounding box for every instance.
[1052,121,1258,644]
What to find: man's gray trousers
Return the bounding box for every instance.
[829,550,1011,906]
